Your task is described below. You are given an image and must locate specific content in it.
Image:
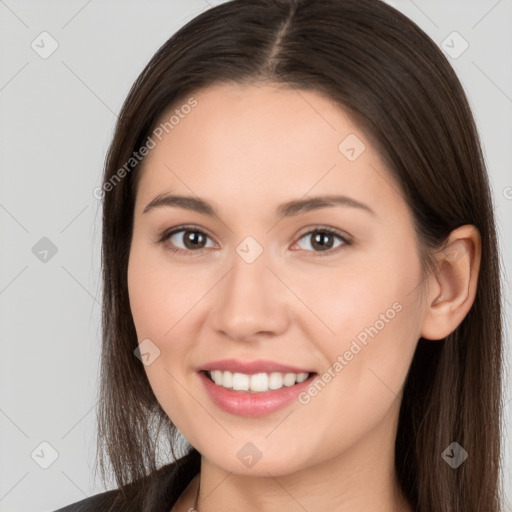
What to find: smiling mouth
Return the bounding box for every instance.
[203,370,316,393]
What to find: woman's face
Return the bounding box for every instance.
[128,83,426,476]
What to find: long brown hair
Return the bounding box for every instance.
[95,1,504,510]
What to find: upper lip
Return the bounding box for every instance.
[198,359,315,375]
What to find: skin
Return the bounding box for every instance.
[127,83,481,512]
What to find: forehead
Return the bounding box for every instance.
[134,83,405,220]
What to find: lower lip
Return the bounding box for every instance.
[198,371,316,417]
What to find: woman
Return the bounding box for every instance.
[55,0,504,510]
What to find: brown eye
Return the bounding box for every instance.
[295,228,349,253]
[162,227,216,253]
[181,230,208,249]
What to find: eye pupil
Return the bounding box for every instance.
[184,231,206,249]
[311,231,334,251]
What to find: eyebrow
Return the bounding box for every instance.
[142,193,375,217]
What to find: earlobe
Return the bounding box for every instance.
[420,225,481,341]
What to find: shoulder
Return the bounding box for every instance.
[53,487,120,511]
[53,449,201,512]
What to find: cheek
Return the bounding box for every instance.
[291,282,420,464]
[291,243,422,402]
[127,243,207,417]
[290,254,419,350]
[127,242,205,340]
[127,251,194,430]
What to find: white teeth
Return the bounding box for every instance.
[207,370,310,392]
[232,372,249,391]
[296,372,308,383]
[223,370,233,388]
[250,373,269,392]
[269,372,283,390]
[211,370,223,385]
[283,373,296,386]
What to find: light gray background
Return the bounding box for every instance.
[0,1,511,510]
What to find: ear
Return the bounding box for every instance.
[420,225,482,341]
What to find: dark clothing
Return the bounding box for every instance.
[54,449,201,512]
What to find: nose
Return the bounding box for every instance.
[209,248,290,342]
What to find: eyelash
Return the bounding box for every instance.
[157,224,352,257]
